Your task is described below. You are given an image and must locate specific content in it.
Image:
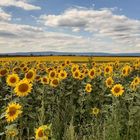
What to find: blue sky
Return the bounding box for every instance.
[0,0,140,53]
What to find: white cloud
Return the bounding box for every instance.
[0,21,94,53]
[0,8,11,21]
[39,8,112,27]
[0,7,139,53]
[72,27,80,32]
[0,0,41,10]
[40,8,140,52]
[0,21,138,53]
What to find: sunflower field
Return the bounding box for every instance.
[0,58,140,140]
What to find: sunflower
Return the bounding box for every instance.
[114,61,119,70]
[25,69,36,82]
[14,79,32,97]
[49,70,57,79]
[81,69,85,74]
[79,73,85,80]
[105,77,114,88]
[5,102,22,122]
[13,67,21,73]
[85,83,92,93]
[111,84,124,97]
[133,64,139,70]
[35,125,50,140]
[122,67,128,76]
[6,74,20,87]
[130,82,137,91]
[46,67,50,73]
[41,77,50,85]
[82,63,87,68]
[71,64,79,73]
[53,66,58,70]
[65,59,71,66]
[35,127,47,140]
[37,63,45,70]
[40,68,46,73]
[72,70,80,79]
[96,68,102,76]
[91,107,100,116]
[27,61,31,65]
[122,66,131,77]
[50,78,59,87]
[133,77,140,85]
[92,62,96,67]
[88,68,96,79]
[35,75,41,82]
[0,68,8,77]
[22,67,29,73]
[20,63,25,68]
[104,66,113,76]
[83,69,89,75]
[127,66,131,73]
[58,70,67,80]
[61,63,66,68]
[57,68,61,73]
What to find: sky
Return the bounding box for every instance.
[0,0,140,53]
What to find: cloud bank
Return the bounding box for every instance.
[40,8,140,49]
[0,7,140,53]
[0,0,41,10]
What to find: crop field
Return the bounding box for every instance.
[0,56,139,63]
[0,56,140,140]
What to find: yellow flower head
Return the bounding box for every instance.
[49,70,57,79]
[130,82,137,91]
[61,63,66,68]
[36,127,45,139]
[114,61,119,69]
[41,77,50,85]
[79,73,85,80]
[37,63,45,70]
[105,77,114,88]
[122,66,131,77]
[13,67,21,73]
[6,74,20,87]
[88,68,96,79]
[91,107,100,116]
[72,70,81,79]
[35,125,51,140]
[58,70,67,80]
[0,68,8,77]
[133,77,140,85]
[25,69,36,82]
[92,62,96,67]
[65,59,71,66]
[111,84,124,97]
[71,64,79,73]
[14,79,32,97]
[50,78,59,87]
[35,75,41,82]
[5,102,22,122]
[104,65,113,76]
[85,83,92,93]
[96,68,102,76]
[22,66,29,73]
[133,64,139,70]
[20,63,26,68]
